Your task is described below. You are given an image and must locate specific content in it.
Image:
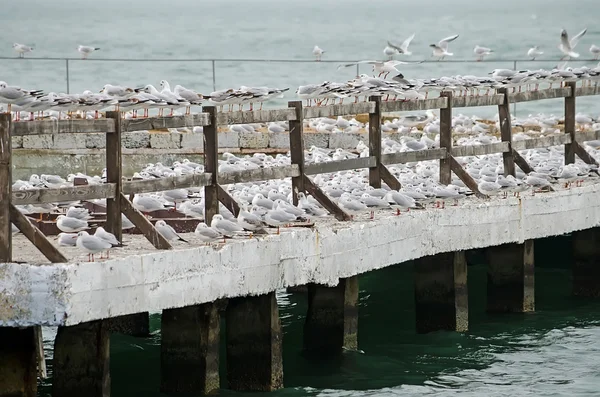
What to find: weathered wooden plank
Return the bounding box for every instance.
[576,130,600,143]
[575,85,600,97]
[497,87,515,177]
[11,118,116,136]
[203,107,219,226]
[381,148,447,165]
[220,165,300,185]
[122,173,212,195]
[217,108,297,125]
[379,97,448,113]
[573,141,599,166]
[509,87,571,104]
[452,142,510,157]
[12,184,117,205]
[217,185,241,217]
[451,95,504,108]
[303,102,375,119]
[303,175,351,221]
[369,96,382,188]
[120,193,172,250]
[564,81,577,165]
[121,113,209,132]
[379,164,402,191]
[289,101,305,206]
[439,92,452,185]
[449,156,483,196]
[105,112,122,241]
[512,150,534,174]
[0,114,12,262]
[10,204,68,263]
[512,135,572,151]
[305,157,376,175]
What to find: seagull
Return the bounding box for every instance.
[313,45,324,61]
[559,28,587,59]
[77,45,100,59]
[473,45,492,61]
[237,207,266,236]
[264,204,296,234]
[337,60,420,79]
[57,232,78,247]
[76,231,112,262]
[385,33,415,59]
[591,45,600,60]
[13,43,33,58]
[211,214,244,237]
[66,206,92,220]
[527,46,544,60]
[430,34,459,60]
[155,220,188,242]
[56,215,89,233]
[94,226,122,246]
[194,223,224,244]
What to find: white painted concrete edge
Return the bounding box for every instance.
[2,183,600,327]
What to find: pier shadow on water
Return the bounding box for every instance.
[37,235,600,396]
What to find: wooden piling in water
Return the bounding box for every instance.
[0,327,37,397]
[572,228,600,297]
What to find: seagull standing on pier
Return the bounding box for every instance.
[13,43,33,58]
[473,45,493,61]
[590,45,600,60]
[155,220,188,242]
[76,231,112,262]
[430,34,459,60]
[559,28,587,60]
[313,45,325,61]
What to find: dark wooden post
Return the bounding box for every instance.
[289,101,305,206]
[105,111,122,241]
[439,92,452,185]
[564,81,577,165]
[497,88,516,177]
[0,327,37,397]
[368,96,381,188]
[203,106,219,225]
[0,113,12,262]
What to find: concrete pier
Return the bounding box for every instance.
[0,327,37,397]
[487,241,535,312]
[160,303,220,395]
[572,228,600,297]
[52,321,110,397]
[414,251,468,333]
[304,276,358,354]
[226,292,283,391]
[105,312,150,337]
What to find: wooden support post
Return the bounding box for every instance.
[105,111,122,241]
[0,327,37,397]
[0,113,12,262]
[512,149,534,174]
[439,92,452,185]
[572,228,600,297]
[303,175,351,221]
[414,251,468,333]
[304,276,358,354]
[486,241,535,313]
[120,193,172,250]
[497,88,516,177]
[564,81,577,165]
[217,185,240,217]
[572,140,599,165]
[226,292,283,391]
[289,101,305,206]
[203,106,219,225]
[379,163,401,191]
[161,303,220,395]
[53,321,110,397]
[10,204,67,262]
[368,96,382,188]
[448,156,483,196]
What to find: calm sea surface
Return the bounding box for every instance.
[36,237,600,396]
[1,0,599,117]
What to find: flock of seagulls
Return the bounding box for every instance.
[12,43,101,59]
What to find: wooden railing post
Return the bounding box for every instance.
[105,111,122,241]
[289,101,304,206]
[0,113,12,262]
[203,106,219,225]
[439,92,452,185]
[497,88,516,177]
[368,96,381,188]
[564,81,577,165]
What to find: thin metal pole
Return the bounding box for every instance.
[512,60,517,116]
[356,64,359,77]
[65,59,70,94]
[212,60,216,92]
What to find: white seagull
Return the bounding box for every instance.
[312,45,324,61]
[559,28,587,59]
[473,45,493,61]
[430,34,459,60]
[384,33,415,59]
[77,45,101,59]
[155,220,188,242]
[76,231,112,262]
[527,46,544,60]
[590,45,600,60]
[194,223,224,244]
[13,43,33,58]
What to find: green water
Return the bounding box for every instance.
[38,236,600,396]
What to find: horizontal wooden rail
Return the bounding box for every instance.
[451,142,510,157]
[305,157,376,175]
[575,86,600,97]
[11,119,116,136]
[512,134,571,150]
[509,87,571,103]
[381,148,447,164]
[451,95,504,108]
[216,109,297,125]
[303,102,375,119]
[576,130,600,143]
[122,173,212,195]
[121,113,209,132]
[219,165,300,185]
[380,97,448,112]
[12,183,117,205]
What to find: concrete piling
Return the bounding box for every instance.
[572,228,600,297]
[226,292,283,391]
[160,303,220,395]
[487,241,535,312]
[0,327,37,397]
[52,321,110,397]
[303,276,359,354]
[414,251,468,333]
[105,312,150,337]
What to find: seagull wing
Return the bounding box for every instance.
[387,60,424,66]
[438,34,459,50]
[400,33,415,52]
[387,41,403,52]
[336,60,382,70]
[570,28,587,48]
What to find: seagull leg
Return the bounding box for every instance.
[249,103,253,111]
[277,227,280,235]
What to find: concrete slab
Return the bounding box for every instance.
[2,183,600,327]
